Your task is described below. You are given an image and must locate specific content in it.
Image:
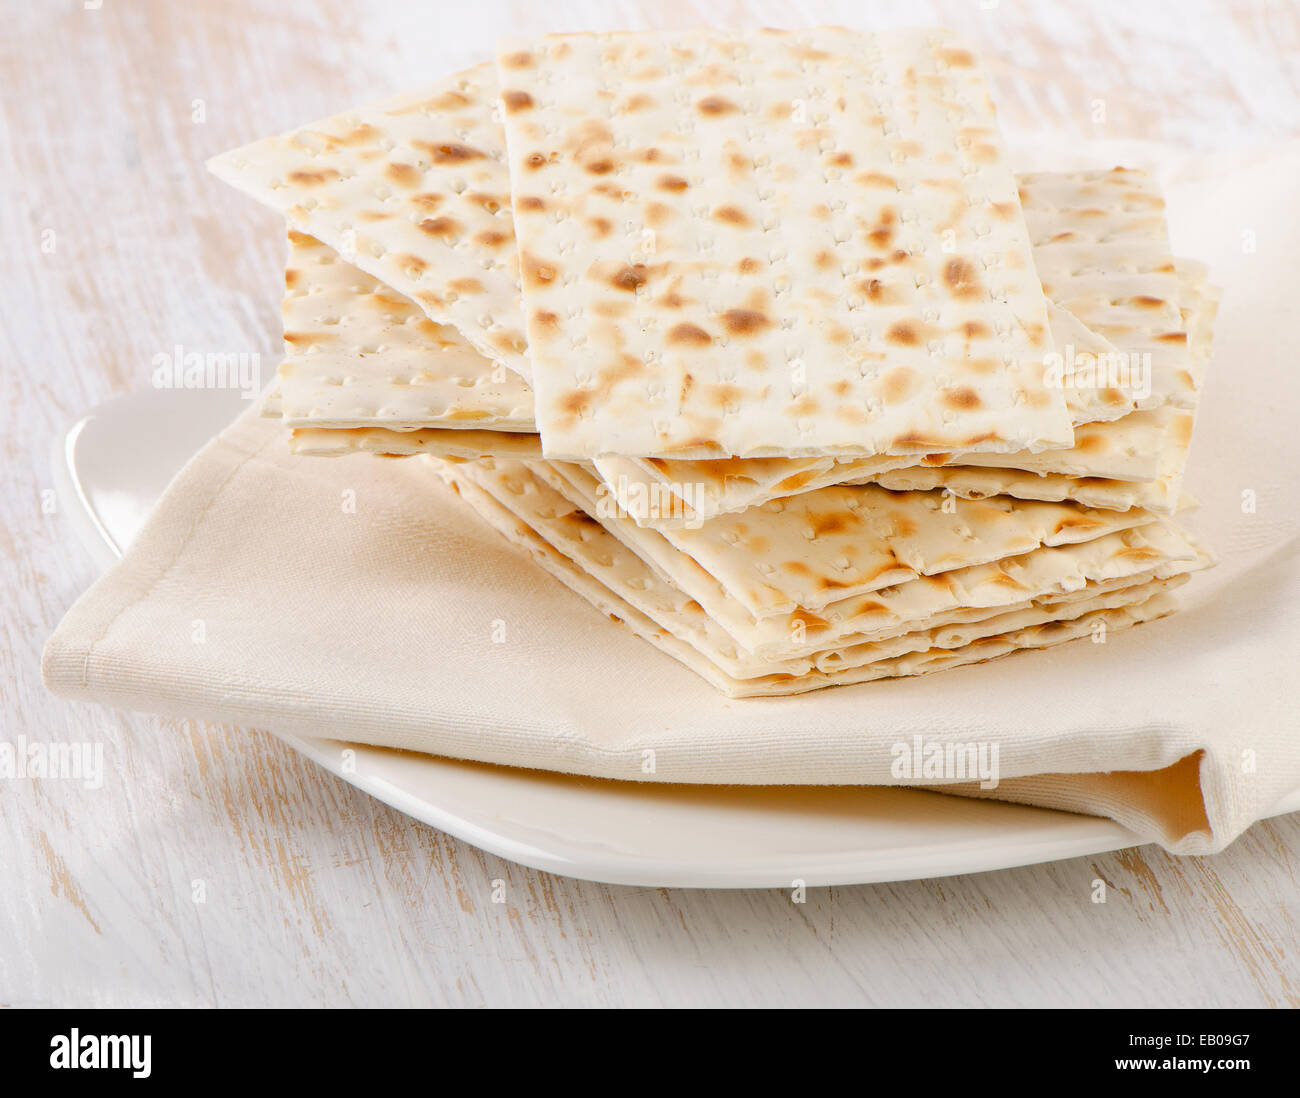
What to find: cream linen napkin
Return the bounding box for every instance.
[44,143,1300,855]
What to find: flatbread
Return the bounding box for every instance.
[598,257,1216,522]
[439,460,1185,696]
[866,428,1190,513]
[264,170,1183,509]
[208,63,532,379]
[452,455,1196,674]
[498,27,1073,459]
[460,458,1189,676]
[263,175,1164,439]
[292,272,1214,515]
[954,406,1170,481]
[269,239,1162,471]
[867,271,1220,512]
[1019,167,1194,411]
[277,231,534,431]
[638,480,1165,618]
[593,404,1169,529]
[526,460,1207,660]
[289,425,543,458]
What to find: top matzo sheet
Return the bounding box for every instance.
[497,27,1073,461]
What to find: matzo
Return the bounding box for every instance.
[737,594,1179,696]
[208,63,532,379]
[592,405,1169,530]
[289,425,543,458]
[457,457,1197,674]
[611,258,1216,523]
[439,469,743,695]
[649,480,1163,617]
[278,231,534,431]
[440,461,1184,696]
[266,172,1157,443]
[953,406,1170,481]
[450,458,1187,679]
[291,269,1211,513]
[498,27,1073,459]
[866,414,1193,513]
[1018,167,1194,411]
[264,164,1172,515]
[530,460,1204,660]
[865,267,1219,511]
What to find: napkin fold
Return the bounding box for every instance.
[43,142,1300,856]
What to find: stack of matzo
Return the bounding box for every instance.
[212,27,1220,697]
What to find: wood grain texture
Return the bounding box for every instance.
[4,0,1299,1008]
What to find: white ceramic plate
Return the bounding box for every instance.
[51,389,1300,888]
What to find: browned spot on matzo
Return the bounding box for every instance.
[417,141,487,163]
[521,252,558,288]
[611,265,648,293]
[942,257,983,299]
[417,216,460,239]
[713,205,752,227]
[885,320,925,346]
[287,168,340,186]
[942,387,982,410]
[668,323,712,347]
[385,162,420,187]
[696,95,739,116]
[721,308,770,336]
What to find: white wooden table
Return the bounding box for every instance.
[5,0,1299,1008]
